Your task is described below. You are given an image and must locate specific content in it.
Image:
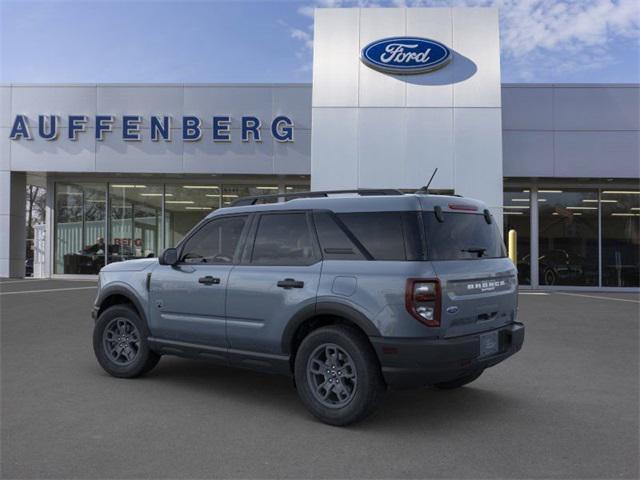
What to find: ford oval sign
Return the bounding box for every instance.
[361,37,451,75]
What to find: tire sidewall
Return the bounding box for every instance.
[93,304,156,378]
[294,326,383,426]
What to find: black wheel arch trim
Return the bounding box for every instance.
[95,283,149,326]
[281,301,381,354]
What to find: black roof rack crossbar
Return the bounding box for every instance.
[229,189,404,207]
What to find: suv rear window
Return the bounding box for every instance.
[423,212,506,260]
[335,212,422,261]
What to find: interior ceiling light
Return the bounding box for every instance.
[538,189,562,193]
[511,198,529,202]
[612,213,640,216]
[185,206,213,210]
[502,205,529,209]
[566,206,597,210]
[111,185,146,188]
[503,211,523,215]
[182,186,219,189]
[602,191,640,195]
[165,200,195,204]
[222,194,239,198]
[257,186,279,190]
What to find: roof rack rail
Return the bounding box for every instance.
[229,189,404,207]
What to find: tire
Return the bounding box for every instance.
[93,304,160,378]
[433,370,484,390]
[543,268,557,286]
[294,325,385,426]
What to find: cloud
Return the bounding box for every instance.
[288,0,640,81]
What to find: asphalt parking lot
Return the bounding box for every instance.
[1,279,638,479]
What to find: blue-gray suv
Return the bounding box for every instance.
[92,190,524,425]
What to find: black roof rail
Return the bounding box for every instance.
[229,189,404,207]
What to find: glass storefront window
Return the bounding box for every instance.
[601,190,640,287]
[503,189,531,285]
[538,189,599,286]
[164,184,221,247]
[54,183,106,274]
[109,184,162,262]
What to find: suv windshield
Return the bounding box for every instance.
[423,212,506,260]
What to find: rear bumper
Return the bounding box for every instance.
[370,323,524,389]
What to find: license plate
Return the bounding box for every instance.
[479,331,499,358]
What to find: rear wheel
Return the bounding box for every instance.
[433,370,483,390]
[294,325,385,426]
[93,304,160,378]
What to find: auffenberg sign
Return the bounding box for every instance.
[8,114,295,142]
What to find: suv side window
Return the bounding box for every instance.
[313,212,366,260]
[251,213,317,266]
[336,212,420,261]
[180,215,248,264]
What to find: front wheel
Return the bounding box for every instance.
[294,325,385,426]
[93,304,160,378]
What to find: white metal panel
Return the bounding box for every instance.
[452,8,501,108]
[453,108,503,214]
[274,130,311,175]
[0,128,10,171]
[554,131,640,178]
[10,86,97,127]
[405,8,454,107]
[0,87,11,128]
[272,86,312,130]
[357,108,405,187]
[97,86,184,129]
[312,8,360,107]
[553,86,640,131]
[502,131,554,177]
[183,86,273,129]
[358,8,406,107]
[404,108,454,189]
[10,130,96,172]
[311,108,358,190]
[183,137,274,174]
[96,134,183,173]
[502,87,553,131]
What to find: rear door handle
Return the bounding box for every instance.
[198,276,220,285]
[277,278,304,289]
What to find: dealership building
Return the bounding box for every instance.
[1,7,638,290]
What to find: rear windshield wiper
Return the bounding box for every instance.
[461,247,487,257]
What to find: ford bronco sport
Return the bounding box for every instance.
[92,190,524,426]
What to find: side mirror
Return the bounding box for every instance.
[159,247,178,266]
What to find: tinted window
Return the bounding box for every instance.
[337,212,408,261]
[423,212,506,260]
[252,213,316,265]
[180,215,247,264]
[313,212,365,260]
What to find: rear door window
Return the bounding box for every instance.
[423,212,506,260]
[251,213,318,266]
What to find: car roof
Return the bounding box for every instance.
[206,193,488,218]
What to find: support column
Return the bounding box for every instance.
[0,171,26,278]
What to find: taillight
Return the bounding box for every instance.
[405,279,441,327]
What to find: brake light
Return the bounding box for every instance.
[448,203,478,212]
[405,279,441,327]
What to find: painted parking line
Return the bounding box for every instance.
[0,286,97,296]
[556,292,640,304]
[0,279,57,285]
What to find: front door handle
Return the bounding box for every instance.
[198,276,220,285]
[277,278,304,289]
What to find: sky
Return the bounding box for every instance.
[1,0,638,84]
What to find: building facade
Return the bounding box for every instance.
[1,7,638,290]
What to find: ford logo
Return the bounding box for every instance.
[361,36,451,75]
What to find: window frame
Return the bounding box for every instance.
[175,213,251,266]
[242,210,322,267]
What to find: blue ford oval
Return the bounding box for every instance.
[361,36,451,75]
